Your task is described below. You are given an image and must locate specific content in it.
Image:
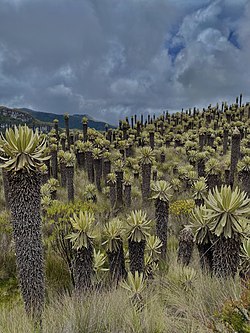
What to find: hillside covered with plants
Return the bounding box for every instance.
[0,106,114,132]
[0,100,250,333]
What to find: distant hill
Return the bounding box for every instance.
[0,106,114,131]
[21,108,114,131]
[0,106,49,130]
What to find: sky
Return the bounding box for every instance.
[0,0,250,125]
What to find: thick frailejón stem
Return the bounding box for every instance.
[103,160,111,185]
[83,123,88,142]
[177,228,194,266]
[124,184,131,208]
[94,158,102,192]
[54,121,59,142]
[199,134,205,151]
[60,162,67,187]
[240,170,250,196]
[224,169,230,186]
[197,160,205,177]
[77,151,85,170]
[141,163,151,202]
[85,151,94,183]
[8,171,45,319]
[115,171,123,207]
[66,165,74,202]
[65,117,70,150]
[223,129,228,155]
[128,239,145,274]
[73,246,94,291]
[2,169,10,209]
[51,150,58,179]
[212,235,241,278]
[61,138,66,151]
[197,242,213,273]
[207,174,221,191]
[44,159,51,178]
[109,183,116,209]
[107,240,127,284]
[149,132,155,149]
[229,129,241,187]
[155,199,169,260]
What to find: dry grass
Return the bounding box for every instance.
[0,250,242,333]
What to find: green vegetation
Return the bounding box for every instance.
[0,101,250,332]
[0,106,114,132]
[0,106,52,130]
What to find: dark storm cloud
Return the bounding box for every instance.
[0,0,249,124]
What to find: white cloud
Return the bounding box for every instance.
[49,84,72,97]
[0,0,249,124]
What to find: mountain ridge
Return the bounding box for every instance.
[0,106,114,131]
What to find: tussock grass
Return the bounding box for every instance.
[0,258,242,333]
